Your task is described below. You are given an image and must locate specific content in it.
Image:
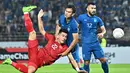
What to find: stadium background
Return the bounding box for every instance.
[0,0,130,73]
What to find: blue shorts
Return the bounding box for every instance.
[82,41,104,61]
[71,44,80,63]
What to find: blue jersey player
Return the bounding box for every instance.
[77,3,109,73]
[55,5,83,69]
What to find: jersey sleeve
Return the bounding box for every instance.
[77,15,82,24]
[56,19,60,25]
[45,33,55,41]
[98,17,104,27]
[57,15,62,26]
[71,20,79,33]
[58,44,68,53]
[62,45,68,52]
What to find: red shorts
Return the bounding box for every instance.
[28,39,40,69]
[27,40,55,69]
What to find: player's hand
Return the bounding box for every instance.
[77,70,88,73]
[61,52,68,57]
[38,9,45,18]
[59,51,69,57]
[97,33,104,38]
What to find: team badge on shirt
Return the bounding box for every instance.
[67,26,70,31]
[94,18,97,22]
[84,19,87,21]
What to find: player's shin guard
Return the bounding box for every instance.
[12,62,28,73]
[84,64,90,73]
[24,13,34,33]
[101,61,109,73]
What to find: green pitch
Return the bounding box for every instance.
[0,64,130,73]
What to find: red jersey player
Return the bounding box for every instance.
[3,6,87,73]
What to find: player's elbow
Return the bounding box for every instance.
[101,26,106,34]
[39,27,45,33]
[75,38,79,43]
[39,29,43,33]
[102,29,106,34]
[40,30,46,35]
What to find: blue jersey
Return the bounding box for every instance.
[58,14,79,49]
[77,14,104,43]
[58,14,80,63]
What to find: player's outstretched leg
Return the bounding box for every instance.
[22,6,37,33]
[23,5,38,73]
[3,58,28,73]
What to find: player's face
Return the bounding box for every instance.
[87,5,96,16]
[65,8,73,19]
[58,32,67,44]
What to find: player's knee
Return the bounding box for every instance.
[29,31,36,40]
[84,60,90,65]
[28,66,36,73]
[99,58,107,63]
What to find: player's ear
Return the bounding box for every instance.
[87,7,88,11]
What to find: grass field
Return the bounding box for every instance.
[0,64,130,73]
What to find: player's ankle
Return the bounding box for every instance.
[24,12,29,14]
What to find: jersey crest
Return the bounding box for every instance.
[94,18,97,22]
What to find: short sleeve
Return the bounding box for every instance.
[45,33,55,41]
[77,15,81,24]
[56,19,60,25]
[61,45,68,52]
[98,17,104,27]
[58,15,63,26]
[71,20,78,33]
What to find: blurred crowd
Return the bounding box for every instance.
[0,0,130,46]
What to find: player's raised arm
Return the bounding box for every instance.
[38,9,46,36]
[55,20,61,36]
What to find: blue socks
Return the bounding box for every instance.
[79,67,84,70]
[83,61,109,73]
[83,62,109,73]
[101,61,109,73]
[84,64,90,73]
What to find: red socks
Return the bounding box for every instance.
[24,13,34,33]
[12,62,28,73]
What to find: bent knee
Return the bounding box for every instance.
[99,58,107,63]
[84,60,90,65]
[28,66,36,73]
[29,31,37,40]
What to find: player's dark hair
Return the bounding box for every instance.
[85,2,96,9]
[59,29,68,34]
[66,4,76,13]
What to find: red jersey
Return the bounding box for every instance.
[37,33,68,66]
